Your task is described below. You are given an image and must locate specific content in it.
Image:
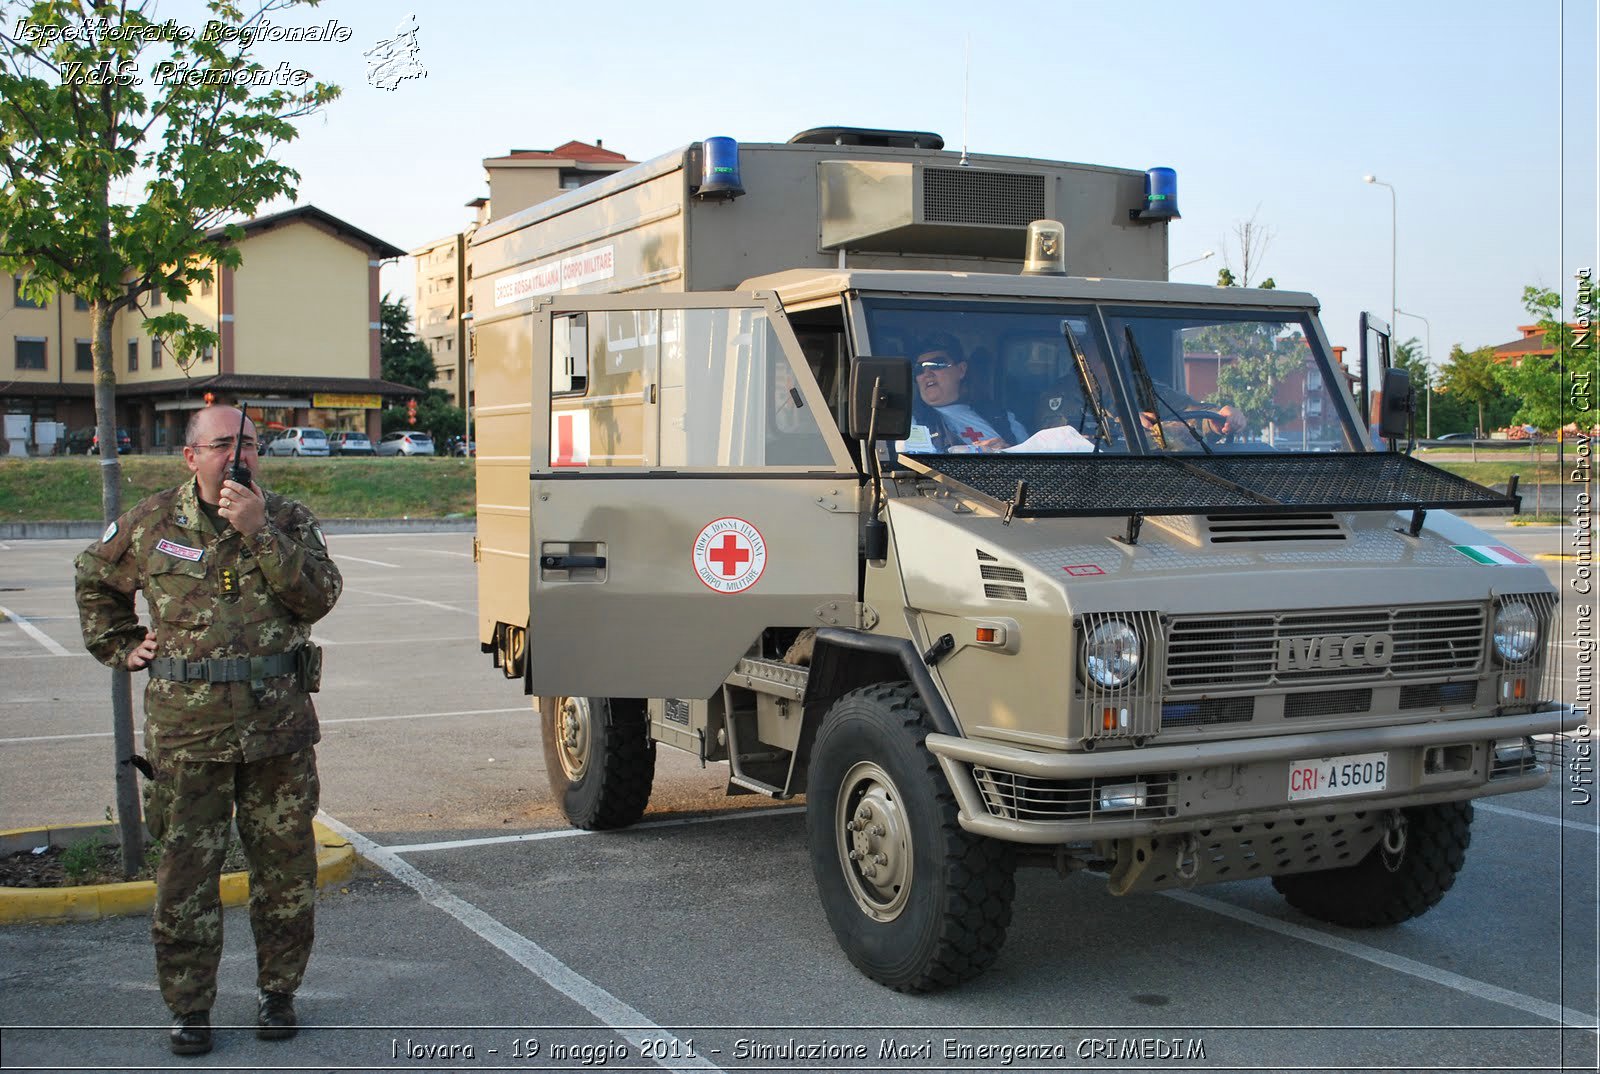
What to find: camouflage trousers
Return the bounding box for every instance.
[149,748,319,1016]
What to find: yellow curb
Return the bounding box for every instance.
[0,820,355,925]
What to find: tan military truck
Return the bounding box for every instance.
[469,128,1577,991]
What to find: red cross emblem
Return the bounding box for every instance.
[693,517,767,593]
[707,533,752,577]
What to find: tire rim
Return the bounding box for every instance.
[835,760,912,922]
[554,697,591,781]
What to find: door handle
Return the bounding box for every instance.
[541,554,607,570]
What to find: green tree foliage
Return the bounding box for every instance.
[379,293,437,389]
[1392,336,1431,390]
[1188,321,1306,434]
[1438,344,1505,436]
[0,0,337,875]
[377,293,462,442]
[1492,285,1571,432]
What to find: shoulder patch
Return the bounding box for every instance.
[101,521,118,543]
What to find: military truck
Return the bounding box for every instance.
[469,128,1576,991]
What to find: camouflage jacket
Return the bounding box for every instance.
[74,479,343,763]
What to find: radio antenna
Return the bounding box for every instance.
[959,34,971,167]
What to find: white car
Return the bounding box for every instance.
[265,427,330,457]
[376,431,435,456]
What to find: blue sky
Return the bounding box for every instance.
[189,0,1598,362]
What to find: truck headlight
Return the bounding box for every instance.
[1083,618,1142,689]
[1492,601,1539,663]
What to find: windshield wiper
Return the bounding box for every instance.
[1062,321,1116,454]
[1123,326,1213,455]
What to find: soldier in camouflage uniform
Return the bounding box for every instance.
[74,405,342,1056]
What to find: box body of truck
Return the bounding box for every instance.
[468,130,1576,991]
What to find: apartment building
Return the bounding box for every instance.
[2,205,417,452]
[412,140,633,411]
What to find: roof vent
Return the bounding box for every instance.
[1205,513,1349,544]
[790,126,944,149]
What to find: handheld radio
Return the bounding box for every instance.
[228,408,252,487]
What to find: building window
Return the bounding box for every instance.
[200,277,212,296]
[151,337,163,369]
[15,337,46,370]
[200,343,213,363]
[12,277,43,310]
[149,288,161,308]
[128,339,139,371]
[76,339,93,372]
[74,295,90,311]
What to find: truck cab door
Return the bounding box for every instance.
[1358,312,1392,448]
[528,292,861,699]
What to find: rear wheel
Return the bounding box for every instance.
[539,696,655,830]
[806,682,1015,991]
[1271,802,1472,926]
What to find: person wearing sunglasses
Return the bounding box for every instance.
[903,334,1028,453]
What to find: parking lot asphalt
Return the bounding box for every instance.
[1,520,1596,1073]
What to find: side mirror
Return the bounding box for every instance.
[1379,367,1414,441]
[848,356,913,440]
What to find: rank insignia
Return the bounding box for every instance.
[219,566,240,599]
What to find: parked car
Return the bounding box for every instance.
[376,431,435,456]
[68,426,133,454]
[328,431,375,456]
[1434,432,1476,442]
[445,436,475,457]
[264,427,331,456]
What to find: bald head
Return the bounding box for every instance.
[182,405,258,502]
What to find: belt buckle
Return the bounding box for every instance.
[170,656,188,681]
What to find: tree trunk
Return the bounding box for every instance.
[93,300,143,878]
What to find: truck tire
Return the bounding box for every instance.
[540,696,654,830]
[806,682,1015,992]
[1270,802,1472,927]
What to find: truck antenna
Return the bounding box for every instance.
[959,34,971,167]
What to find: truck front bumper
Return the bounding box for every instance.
[925,705,1579,845]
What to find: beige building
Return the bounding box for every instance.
[413,141,633,412]
[2,205,417,452]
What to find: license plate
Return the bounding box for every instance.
[1286,751,1390,801]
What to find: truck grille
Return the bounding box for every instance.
[1165,603,1487,691]
[922,167,1044,227]
[972,767,1175,822]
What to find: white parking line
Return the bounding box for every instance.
[386,805,806,854]
[310,634,477,649]
[1477,800,1600,834]
[393,547,472,558]
[337,554,400,568]
[1165,890,1597,1029]
[343,586,474,616]
[318,813,724,1073]
[0,604,71,656]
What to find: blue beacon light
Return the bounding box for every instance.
[1132,167,1180,221]
[697,136,745,200]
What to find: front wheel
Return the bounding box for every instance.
[806,682,1015,992]
[1271,802,1472,927]
[539,696,655,830]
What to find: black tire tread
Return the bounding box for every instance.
[812,682,1015,992]
[1271,801,1472,927]
[545,697,655,831]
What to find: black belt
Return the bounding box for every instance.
[148,651,299,683]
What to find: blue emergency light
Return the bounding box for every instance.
[1130,166,1180,222]
[696,136,745,200]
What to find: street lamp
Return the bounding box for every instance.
[1363,175,1396,330]
[1395,307,1431,438]
[1170,249,1215,273]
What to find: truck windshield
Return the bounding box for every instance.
[860,299,1358,456]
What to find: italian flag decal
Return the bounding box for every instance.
[1453,545,1532,566]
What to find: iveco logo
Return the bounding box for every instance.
[1278,632,1394,672]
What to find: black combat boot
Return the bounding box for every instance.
[256,991,297,1040]
[169,1010,212,1056]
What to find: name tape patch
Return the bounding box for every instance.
[155,538,203,562]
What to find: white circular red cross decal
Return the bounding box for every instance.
[692,517,767,594]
